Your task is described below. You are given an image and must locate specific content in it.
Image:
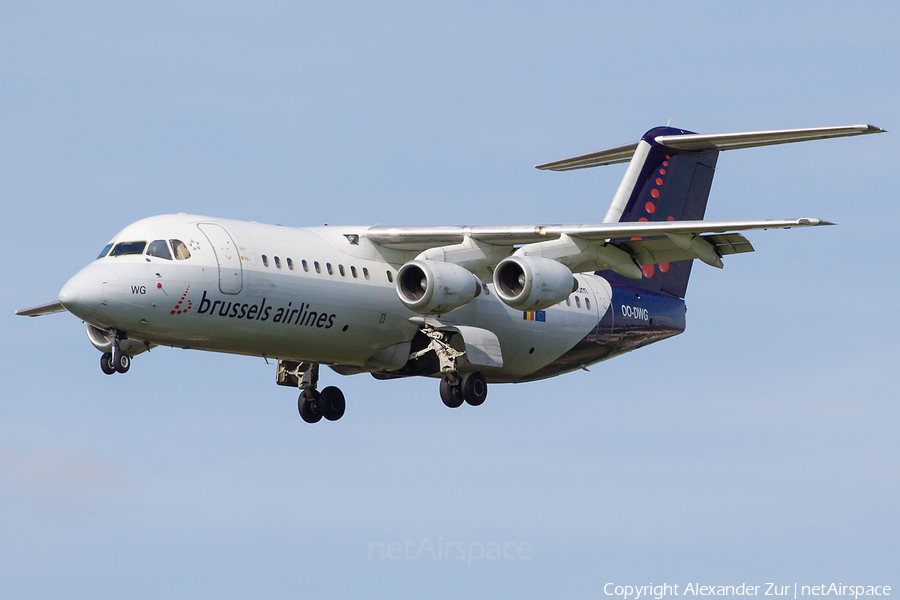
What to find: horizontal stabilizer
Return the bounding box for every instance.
[536,124,885,171]
[16,301,66,317]
[656,124,885,152]
[535,141,639,170]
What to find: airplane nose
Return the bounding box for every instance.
[58,265,116,320]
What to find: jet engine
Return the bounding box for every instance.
[493,255,578,311]
[85,323,150,356]
[396,260,481,315]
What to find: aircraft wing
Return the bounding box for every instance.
[365,218,830,250]
[16,300,67,317]
[365,218,830,279]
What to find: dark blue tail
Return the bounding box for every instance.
[597,126,719,298]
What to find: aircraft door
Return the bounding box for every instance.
[198,223,243,295]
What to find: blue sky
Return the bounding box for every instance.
[2,2,898,598]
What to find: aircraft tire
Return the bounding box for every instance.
[114,353,131,374]
[439,377,464,408]
[319,386,346,421]
[100,352,116,375]
[298,389,323,423]
[461,372,487,406]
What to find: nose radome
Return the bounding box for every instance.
[58,265,116,320]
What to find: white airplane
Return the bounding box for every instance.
[17,124,883,423]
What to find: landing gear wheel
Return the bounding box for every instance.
[100,352,116,375]
[298,388,322,423]
[114,353,131,374]
[440,377,464,408]
[461,371,487,406]
[319,386,346,421]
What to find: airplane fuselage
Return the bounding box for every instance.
[59,214,684,383]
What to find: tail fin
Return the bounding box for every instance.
[536,123,884,298]
[602,126,718,297]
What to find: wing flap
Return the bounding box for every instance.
[622,233,754,266]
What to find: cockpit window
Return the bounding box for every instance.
[97,243,113,259]
[109,241,147,256]
[170,239,191,260]
[147,240,173,260]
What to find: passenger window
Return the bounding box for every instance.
[363,267,370,280]
[110,241,146,256]
[575,296,581,308]
[274,256,282,269]
[302,260,309,272]
[97,243,113,259]
[339,265,345,276]
[326,263,333,275]
[386,270,393,283]
[170,239,191,260]
[314,261,321,273]
[585,298,591,310]
[147,240,173,260]
[262,255,269,267]
[287,258,294,270]
[351,266,357,278]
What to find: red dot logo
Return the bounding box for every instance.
[645,202,656,213]
[638,217,649,222]
[655,178,663,185]
[663,161,669,166]
[659,262,670,273]
[659,168,666,175]
[641,264,655,278]
[667,216,675,221]
[170,285,192,316]
[650,189,660,198]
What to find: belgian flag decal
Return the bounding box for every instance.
[523,310,546,322]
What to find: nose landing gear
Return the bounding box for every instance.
[100,352,116,375]
[99,331,133,375]
[100,350,132,374]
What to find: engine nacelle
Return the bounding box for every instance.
[493,255,577,311]
[396,260,481,315]
[85,323,149,356]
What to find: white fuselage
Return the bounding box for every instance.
[60,214,613,383]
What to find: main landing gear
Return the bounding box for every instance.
[276,360,346,424]
[409,326,489,409]
[298,386,346,424]
[440,371,487,408]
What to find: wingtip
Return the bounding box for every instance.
[796,218,835,227]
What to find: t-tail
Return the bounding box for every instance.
[536,123,884,298]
